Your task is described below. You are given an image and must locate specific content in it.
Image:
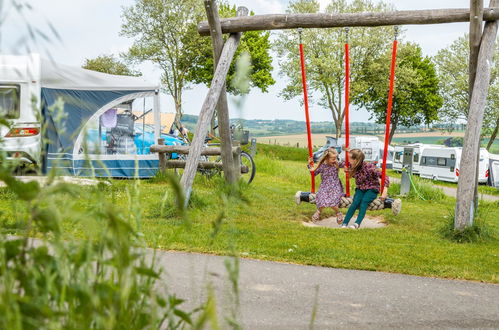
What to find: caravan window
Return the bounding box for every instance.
[362,148,373,160]
[421,157,426,164]
[437,157,447,166]
[0,85,20,119]
[413,153,419,163]
[395,152,401,161]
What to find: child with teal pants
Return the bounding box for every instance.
[341,148,389,229]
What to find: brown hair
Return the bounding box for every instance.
[312,148,339,171]
[348,149,365,176]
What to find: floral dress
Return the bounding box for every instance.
[314,163,344,208]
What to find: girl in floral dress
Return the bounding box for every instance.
[308,148,344,223]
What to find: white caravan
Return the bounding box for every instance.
[419,146,490,183]
[0,54,42,165]
[488,153,499,188]
[392,143,435,174]
[0,53,164,177]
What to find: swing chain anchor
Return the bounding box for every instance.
[298,27,303,44]
[394,26,399,41]
[345,27,350,44]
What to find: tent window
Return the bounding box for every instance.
[0,85,20,119]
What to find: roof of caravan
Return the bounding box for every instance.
[40,59,159,91]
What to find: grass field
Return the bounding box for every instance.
[258,133,499,154]
[0,144,497,283]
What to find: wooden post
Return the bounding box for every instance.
[469,0,484,212]
[158,138,166,173]
[180,10,246,204]
[233,146,241,177]
[455,7,498,230]
[204,0,241,184]
[197,7,499,35]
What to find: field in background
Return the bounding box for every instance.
[258,132,499,154]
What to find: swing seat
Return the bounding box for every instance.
[294,191,402,216]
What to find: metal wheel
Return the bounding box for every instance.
[240,151,255,184]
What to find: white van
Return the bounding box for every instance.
[393,143,436,174]
[0,54,42,166]
[419,146,490,183]
[488,153,499,188]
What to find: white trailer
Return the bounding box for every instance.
[393,143,435,174]
[488,153,499,188]
[0,54,42,165]
[419,146,490,183]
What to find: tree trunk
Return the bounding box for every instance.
[486,116,499,150]
[388,118,398,144]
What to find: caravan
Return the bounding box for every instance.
[0,53,182,178]
[419,146,490,183]
[313,135,393,168]
[488,153,499,188]
[392,143,432,174]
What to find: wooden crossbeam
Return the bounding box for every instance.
[198,7,499,35]
[150,145,240,156]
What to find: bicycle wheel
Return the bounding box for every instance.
[240,151,255,184]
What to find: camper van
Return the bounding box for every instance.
[313,135,393,168]
[392,143,432,174]
[419,146,490,183]
[0,53,181,178]
[488,153,499,188]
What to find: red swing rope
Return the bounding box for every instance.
[381,27,399,194]
[298,28,315,193]
[344,28,351,197]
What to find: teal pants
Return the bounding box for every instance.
[343,189,378,226]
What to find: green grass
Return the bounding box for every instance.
[0,148,498,283]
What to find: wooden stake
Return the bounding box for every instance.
[204,0,240,184]
[180,9,246,204]
[469,0,484,214]
[198,7,499,35]
[455,6,498,230]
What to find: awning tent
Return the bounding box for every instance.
[40,59,162,178]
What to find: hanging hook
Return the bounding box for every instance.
[298,27,303,44]
[345,27,350,44]
[394,26,399,41]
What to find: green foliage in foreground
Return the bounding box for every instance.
[0,172,196,329]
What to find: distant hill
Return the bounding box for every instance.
[179,114,436,137]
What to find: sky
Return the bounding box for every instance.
[1,0,474,122]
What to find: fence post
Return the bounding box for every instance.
[250,138,257,157]
[158,138,166,173]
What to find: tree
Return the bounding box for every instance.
[434,35,499,151]
[355,42,443,143]
[121,0,274,124]
[82,55,141,76]
[187,4,275,95]
[121,0,206,123]
[274,0,394,138]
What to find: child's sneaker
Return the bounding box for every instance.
[392,198,402,216]
[312,210,321,222]
[336,212,344,224]
[295,191,302,205]
[349,223,359,229]
[340,223,348,228]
